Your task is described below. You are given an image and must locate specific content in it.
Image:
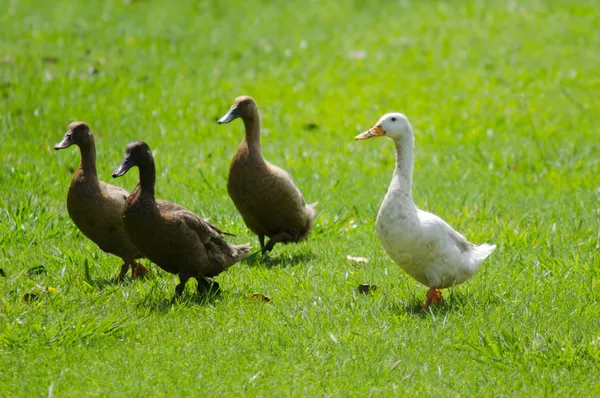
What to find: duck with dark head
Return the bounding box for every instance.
[218,96,317,254]
[113,141,251,300]
[54,121,149,281]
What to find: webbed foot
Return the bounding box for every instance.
[422,288,443,312]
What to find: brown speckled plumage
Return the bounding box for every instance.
[113,141,250,299]
[218,96,317,253]
[54,122,148,280]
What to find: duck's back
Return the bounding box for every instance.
[228,145,314,239]
[123,194,247,277]
[377,196,487,288]
[66,171,141,260]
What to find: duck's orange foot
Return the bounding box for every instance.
[422,288,443,312]
[131,262,151,279]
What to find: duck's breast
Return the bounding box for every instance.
[228,157,309,237]
[67,178,138,258]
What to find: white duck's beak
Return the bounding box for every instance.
[355,124,385,140]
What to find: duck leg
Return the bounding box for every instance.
[262,232,295,254]
[196,277,220,295]
[173,271,191,301]
[258,235,265,252]
[116,262,130,282]
[422,288,443,311]
[130,261,150,279]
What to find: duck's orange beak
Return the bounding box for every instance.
[355,124,384,140]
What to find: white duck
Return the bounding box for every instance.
[356,113,496,310]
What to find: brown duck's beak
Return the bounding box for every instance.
[355,124,385,140]
[112,157,133,178]
[217,105,240,124]
[54,133,73,150]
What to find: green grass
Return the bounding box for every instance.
[1,0,599,395]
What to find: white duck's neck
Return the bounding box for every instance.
[391,135,414,199]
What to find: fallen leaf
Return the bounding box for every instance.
[348,50,367,59]
[27,265,47,277]
[23,293,39,302]
[357,284,377,294]
[42,56,58,64]
[248,293,270,303]
[303,122,319,131]
[347,255,369,264]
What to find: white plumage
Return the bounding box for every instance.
[356,113,496,310]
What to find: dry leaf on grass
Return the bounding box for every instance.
[23,287,60,302]
[248,293,270,303]
[347,255,369,264]
[22,293,39,302]
[42,56,58,64]
[357,284,377,294]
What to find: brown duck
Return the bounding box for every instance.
[54,122,149,280]
[112,141,250,299]
[217,96,317,253]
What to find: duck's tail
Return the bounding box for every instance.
[463,243,496,276]
[307,202,318,222]
[298,202,318,242]
[228,243,251,264]
[471,243,496,262]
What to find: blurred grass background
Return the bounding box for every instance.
[1,0,599,395]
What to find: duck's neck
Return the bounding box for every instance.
[242,113,263,156]
[391,135,414,199]
[137,158,156,198]
[78,139,98,179]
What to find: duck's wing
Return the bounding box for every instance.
[267,162,308,206]
[155,199,185,213]
[156,200,229,237]
[175,210,224,243]
[420,210,473,253]
[445,223,472,253]
[100,181,129,203]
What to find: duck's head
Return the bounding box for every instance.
[355,113,412,142]
[112,141,153,178]
[217,95,257,124]
[54,121,93,150]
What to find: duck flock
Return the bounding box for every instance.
[55,95,495,310]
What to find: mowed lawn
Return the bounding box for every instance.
[1,0,599,395]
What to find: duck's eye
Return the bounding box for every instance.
[391,117,397,122]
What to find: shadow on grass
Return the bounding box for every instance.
[388,289,501,317]
[85,273,156,291]
[83,260,158,291]
[387,298,457,317]
[139,293,223,313]
[135,279,223,313]
[241,250,314,269]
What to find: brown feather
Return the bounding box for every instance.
[117,142,250,293]
[56,122,145,280]
[221,96,317,251]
